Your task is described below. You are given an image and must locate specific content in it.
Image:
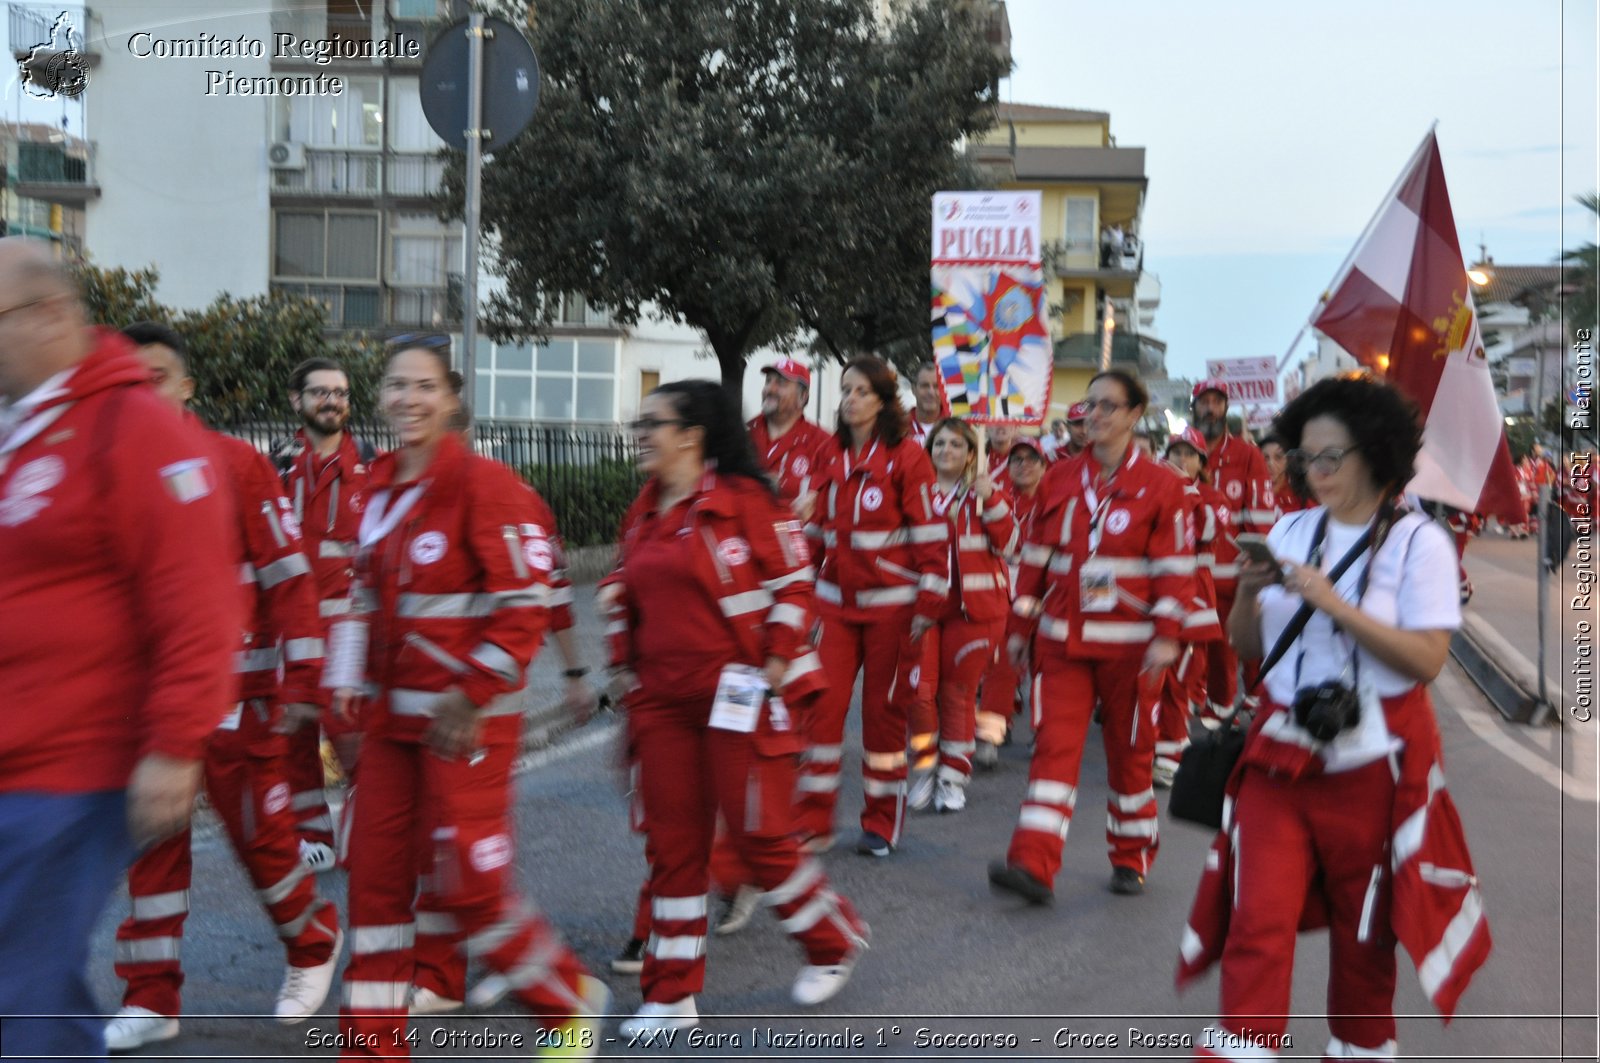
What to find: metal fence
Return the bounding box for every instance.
[225,420,642,548]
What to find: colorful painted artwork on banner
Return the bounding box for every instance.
[931,191,1052,425]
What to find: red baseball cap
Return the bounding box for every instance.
[1165,426,1210,463]
[1009,437,1046,462]
[762,358,811,387]
[1191,378,1229,403]
[1066,400,1090,422]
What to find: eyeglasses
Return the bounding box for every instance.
[300,386,351,402]
[628,417,686,434]
[1082,399,1130,414]
[384,333,451,353]
[1287,444,1361,475]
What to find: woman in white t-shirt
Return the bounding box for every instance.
[1182,374,1490,1059]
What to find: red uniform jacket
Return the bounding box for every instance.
[207,428,325,710]
[342,434,553,744]
[1178,480,1223,644]
[810,434,948,622]
[283,430,370,628]
[934,482,1016,624]
[1010,448,1196,658]
[747,415,835,508]
[0,332,240,792]
[1270,477,1309,519]
[605,472,825,715]
[1177,687,1491,1020]
[1206,433,1273,593]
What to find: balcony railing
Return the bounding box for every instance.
[386,152,446,198]
[271,149,444,198]
[388,278,462,329]
[272,148,380,197]
[10,140,99,204]
[273,282,383,329]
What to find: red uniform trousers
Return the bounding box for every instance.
[284,727,337,848]
[1205,589,1241,713]
[908,634,942,774]
[1156,645,1210,772]
[796,609,919,845]
[631,697,865,1004]
[1005,651,1162,884]
[1202,759,1398,1060]
[918,617,1001,783]
[114,702,339,1017]
[338,728,589,1058]
[976,647,1020,747]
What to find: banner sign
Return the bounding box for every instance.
[1204,356,1279,404]
[931,191,1052,424]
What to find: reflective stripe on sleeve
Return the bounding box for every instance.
[256,553,313,589]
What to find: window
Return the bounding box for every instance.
[273,77,382,148]
[389,213,462,285]
[394,0,438,16]
[274,210,380,280]
[474,337,619,422]
[1064,197,1096,250]
[556,292,613,328]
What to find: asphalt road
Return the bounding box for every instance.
[74,635,1598,1063]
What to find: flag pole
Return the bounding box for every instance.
[1275,122,1441,376]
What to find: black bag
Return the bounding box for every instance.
[1167,717,1246,829]
[1167,510,1384,829]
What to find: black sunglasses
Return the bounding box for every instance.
[384,333,452,353]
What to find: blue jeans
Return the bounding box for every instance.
[0,789,132,1061]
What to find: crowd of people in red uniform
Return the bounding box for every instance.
[0,235,1506,1062]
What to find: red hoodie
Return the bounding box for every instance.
[0,331,241,792]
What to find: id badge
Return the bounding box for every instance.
[1079,559,1118,614]
[709,663,768,733]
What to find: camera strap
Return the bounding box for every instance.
[1251,508,1381,694]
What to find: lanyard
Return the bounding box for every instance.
[1289,511,1379,692]
[358,482,426,549]
[842,438,878,479]
[1080,454,1131,555]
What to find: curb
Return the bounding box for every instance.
[1451,612,1555,726]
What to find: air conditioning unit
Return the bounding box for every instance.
[268,141,306,170]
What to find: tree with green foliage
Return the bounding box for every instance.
[69,261,385,425]
[447,0,1008,395]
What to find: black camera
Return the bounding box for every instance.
[1292,682,1361,742]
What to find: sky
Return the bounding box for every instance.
[1002,0,1597,382]
[3,1,1595,387]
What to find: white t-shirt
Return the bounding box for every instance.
[1256,507,1461,771]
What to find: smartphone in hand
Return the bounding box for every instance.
[1234,533,1281,576]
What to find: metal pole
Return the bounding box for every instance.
[1533,333,1551,715]
[460,13,487,403]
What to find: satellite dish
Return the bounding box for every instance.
[419,16,540,154]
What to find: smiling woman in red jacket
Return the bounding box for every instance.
[795,356,948,858]
[905,418,1016,814]
[328,343,603,1059]
[605,380,867,1038]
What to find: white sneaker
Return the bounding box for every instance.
[713,885,762,937]
[105,1006,179,1053]
[299,839,336,874]
[465,972,510,1010]
[275,927,343,1023]
[906,769,935,811]
[792,949,859,1006]
[618,997,699,1038]
[1152,758,1178,789]
[972,740,1000,771]
[408,985,463,1015]
[933,778,967,813]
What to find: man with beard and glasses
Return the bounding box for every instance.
[1188,379,1273,729]
[277,358,377,874]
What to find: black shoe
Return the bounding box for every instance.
[1109,867,1145,896]
[854,831,892,858]
[610,937,645,974]
[987,861,1053,905]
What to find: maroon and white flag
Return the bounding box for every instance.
[1311,131,1525,523]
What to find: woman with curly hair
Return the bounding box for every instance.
[1178,373,1491,1061]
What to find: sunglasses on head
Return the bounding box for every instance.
[384,333,452,353]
